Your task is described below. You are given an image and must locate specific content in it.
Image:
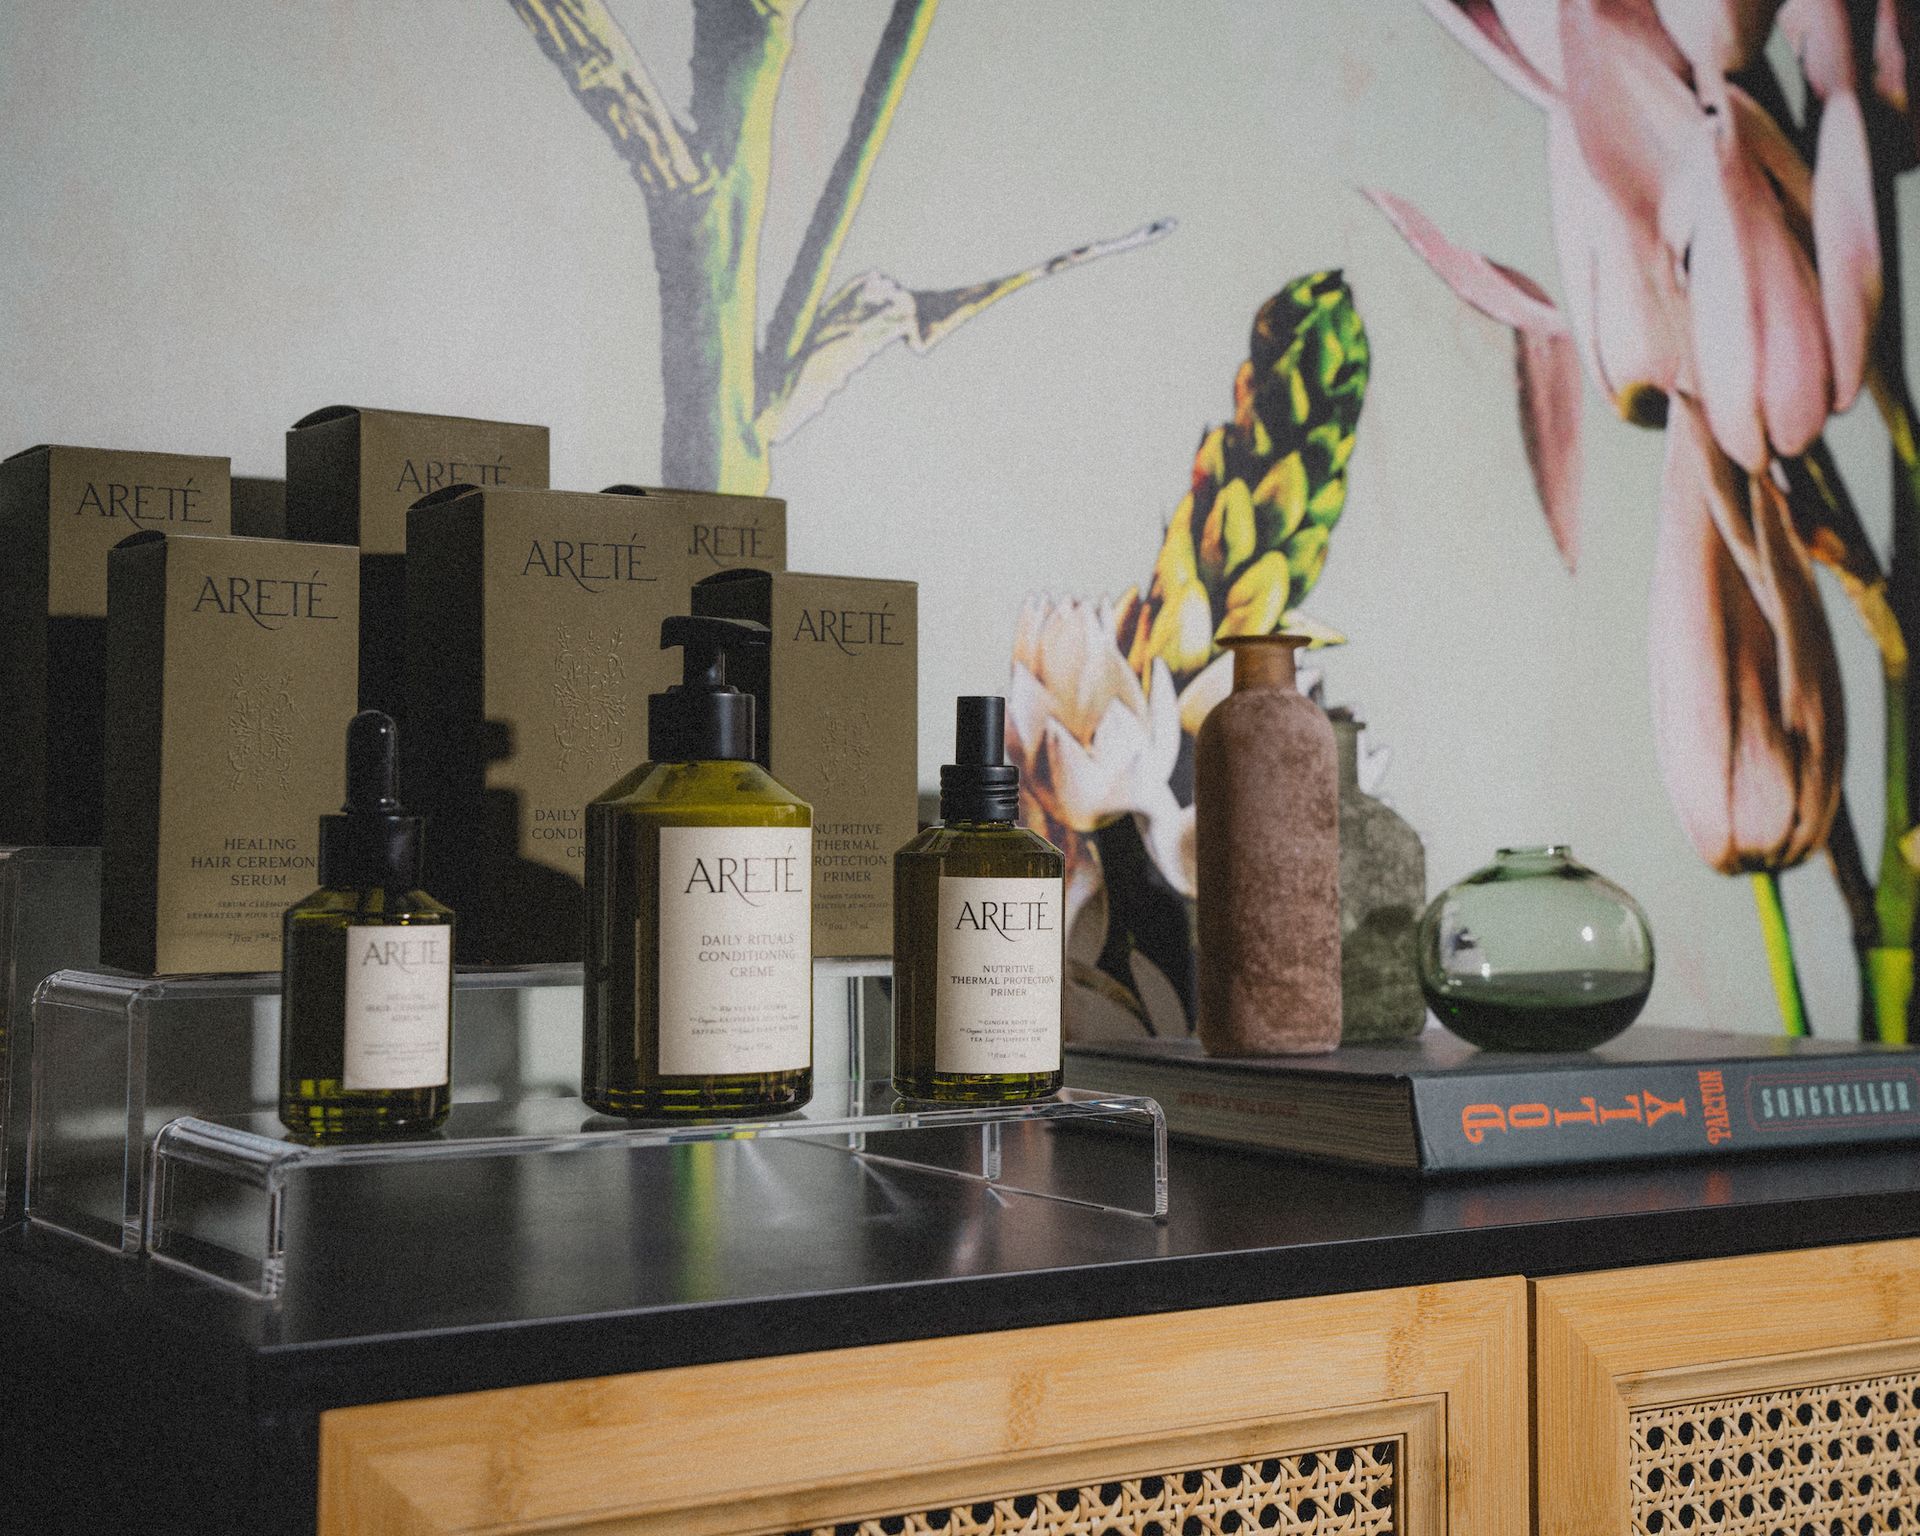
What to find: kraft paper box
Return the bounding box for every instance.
[406,486,700,965]
[231,475,287,539]
[286,406,549,719]
[0,444,232,846]
[102,533,359,975]
[693,570,918,958]
[601,483,787,577]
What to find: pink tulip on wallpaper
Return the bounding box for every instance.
[1650,400,1843,876]
[1376,0,1915,1041]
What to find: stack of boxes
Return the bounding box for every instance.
[0,410,919,978]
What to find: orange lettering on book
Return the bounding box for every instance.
[1698,1069,1732,1144]
[1457,1084,1693,1144]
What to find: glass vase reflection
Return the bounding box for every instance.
[1417,845,1654,1051]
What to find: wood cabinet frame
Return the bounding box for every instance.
[319,1277,1528,1535]
[1535,1237,1920,1534]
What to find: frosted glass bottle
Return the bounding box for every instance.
[1194,635,1341,1054]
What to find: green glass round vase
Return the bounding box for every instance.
[1417,846,1654,1051]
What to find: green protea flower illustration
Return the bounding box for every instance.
[1119,270,1369,689]
[1065,272,1368,1032]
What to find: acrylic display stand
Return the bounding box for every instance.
[25,963,580,1256]
[25,958,1167,1300]
[0,846,101,1224]
[147,1082,1165,1298]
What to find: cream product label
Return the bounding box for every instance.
[341,924,452,1090]
[656,824,812,1076]
[934,875,1063,1074]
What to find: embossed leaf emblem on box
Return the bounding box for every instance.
[225,668,297,792]
[551,623,629,769]
[819,700,876,788]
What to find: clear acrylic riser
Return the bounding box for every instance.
[0,846,101,1225]
[23,959,885,1258]
[150,1084,1165,1298]
[26,960,1167,1300]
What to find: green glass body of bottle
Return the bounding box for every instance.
[583,617,814,1119]
[279,712,455,1142]
[892,697,1065,1104]
[584,759,813,1117]
[280,888,455,1140]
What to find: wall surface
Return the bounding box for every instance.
[3,1,1915,1036]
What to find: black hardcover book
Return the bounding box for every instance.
[1063,1029,1920,1173]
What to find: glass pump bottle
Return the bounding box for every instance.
[279,711,455,1141]
[584,616,813,1118]
[892,696,1065,1103]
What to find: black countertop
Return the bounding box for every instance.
[9,1129,1920,1533]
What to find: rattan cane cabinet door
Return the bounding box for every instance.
[318,1277,1527,1535]
[1536,1238,1920,1536]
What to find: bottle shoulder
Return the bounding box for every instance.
[285,887,454,922]
[591,759,812,822]
[897,822,1064,875]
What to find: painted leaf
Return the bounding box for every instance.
[1653,0,1785,79]
[1417,0,1558,106]
[1367,188,1584,571]
[1685,107,1833,472]
[759,219,1176,446]
[1779,0,1885,412]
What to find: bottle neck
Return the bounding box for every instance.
[1495,844,1574,874]
[1332,719,1360,788]
[943,814,1015,830]
[937,771,1019,825]
[1227,637,1307,694]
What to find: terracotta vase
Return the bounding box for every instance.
[1330,710,1427,1043]
[1194,635,1341,1055]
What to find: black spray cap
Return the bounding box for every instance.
[319,711,425,889]
[940,695,1020,822]
[648,615,766,762]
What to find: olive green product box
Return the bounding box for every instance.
[0,444,232,846]
[693,570,918,958]
[286,406,550,720]
[406,486,699,965]
[231,475,287,539]
[601,483,787,576]
[102,532,359,975]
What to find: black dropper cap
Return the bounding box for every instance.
[318,711,424,889]
[648,615,766,762]
[939,696,1020,822]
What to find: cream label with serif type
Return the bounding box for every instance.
[655,824,812,1076]
[342,924,452,1090]
[935,875,1064,1074]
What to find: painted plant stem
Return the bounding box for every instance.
[1788,442,1911,1039]
[1824,797,1881,1041]
[1752,872,1810,1038]
[762,0,938,381]
[511,0,1169,492]
[1874,378,1920,1042]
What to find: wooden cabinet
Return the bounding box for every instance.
[318,1276,1528,1535]
[317,1238,1920,1533]
[1535,1238,1920,1534]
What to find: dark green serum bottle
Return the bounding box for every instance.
[584,616,814,1118]
[279,711,454,1141]
[893,696,1065,1103]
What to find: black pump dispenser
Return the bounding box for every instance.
[648,615,766,762]
[318,711,425,889]
[939,696,1020,822]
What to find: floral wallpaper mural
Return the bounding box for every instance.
[6,2,1916,1042]
[1367,0,1919,1041]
